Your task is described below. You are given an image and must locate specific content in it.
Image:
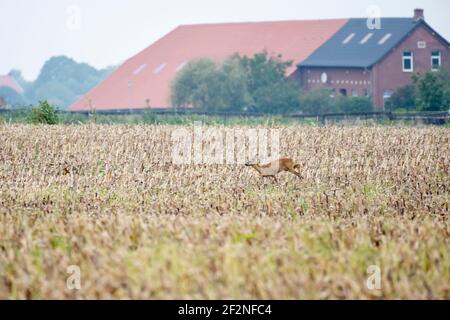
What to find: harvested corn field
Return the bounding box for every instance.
[0,124,449,299]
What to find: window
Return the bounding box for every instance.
[360,33,374,44]
[342,33,355,44]
[154,63,167,74]
[363,88,369,97]
[176,62,187,72]
[339,89,347,97]
[133,64,147,75]
[351,89,358,97]
[378,33,392,45]
[431,51,441,71]
[403,51,413,72]
[383,90,394,102]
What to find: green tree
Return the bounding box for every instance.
[8,69,32,92]
[171,52,300,113]
[412,69,450,112]
[385,85,416,112]
[28,101,59,125]
[171,59,224,111]
[220,56,253,111]
[239,51,300,113]
[24,56,115,109]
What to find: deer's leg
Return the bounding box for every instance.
[288,169,303,179]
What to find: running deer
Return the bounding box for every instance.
[245,158,303,182]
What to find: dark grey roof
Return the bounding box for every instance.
[299,18,423,68]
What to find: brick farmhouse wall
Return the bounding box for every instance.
[372,24,450,108]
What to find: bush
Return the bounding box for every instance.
[299,89,373,114]
[412,69,450,112]
[336,96,373,113]
[385,85,416,111]
[299,88,335,114]
[28,101,59,125]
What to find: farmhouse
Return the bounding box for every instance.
[294,9,450,108]
[70,9,449,112]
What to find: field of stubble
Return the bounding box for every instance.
[0,124,449,299]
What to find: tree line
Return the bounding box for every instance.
[171,51,450,114]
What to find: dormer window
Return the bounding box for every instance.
[360,33,374,44]
[403,51,413,72]
[342,33,355,44]
[378,33,392,45]
[431,51,441,71]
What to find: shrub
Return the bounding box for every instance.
[336,96,373,113]
[385,85,416,111]
[412,69,450,112]
[299,88,335,114]
[28,101,59,125]
[300,89,373,114]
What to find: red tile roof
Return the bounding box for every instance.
[0,75,24,94]
[70,19,348,111]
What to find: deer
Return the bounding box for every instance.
[245,158,303,183]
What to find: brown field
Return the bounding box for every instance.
[0,124,449,299]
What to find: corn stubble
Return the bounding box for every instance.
[0,124,449,299]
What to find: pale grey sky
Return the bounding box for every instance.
[1,0,449,80]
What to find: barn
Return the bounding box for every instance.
[70,9,449,112]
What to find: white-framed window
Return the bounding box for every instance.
[417,41,427,49]
[351,89,358,97]
[402,51,413,72]
[431,51,441,71]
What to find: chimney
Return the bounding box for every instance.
[413,8,424,21]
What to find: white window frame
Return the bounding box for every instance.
[402,51,414,72]
[431,51,441,71]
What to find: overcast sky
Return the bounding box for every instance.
[1,0,449,80]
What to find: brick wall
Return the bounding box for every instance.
[295,67,372,98]
[372,24,450,108]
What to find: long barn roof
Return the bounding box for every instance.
[70,19,348,111]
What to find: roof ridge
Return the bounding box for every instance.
[178,18,349,28]
[177,16,417,28]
